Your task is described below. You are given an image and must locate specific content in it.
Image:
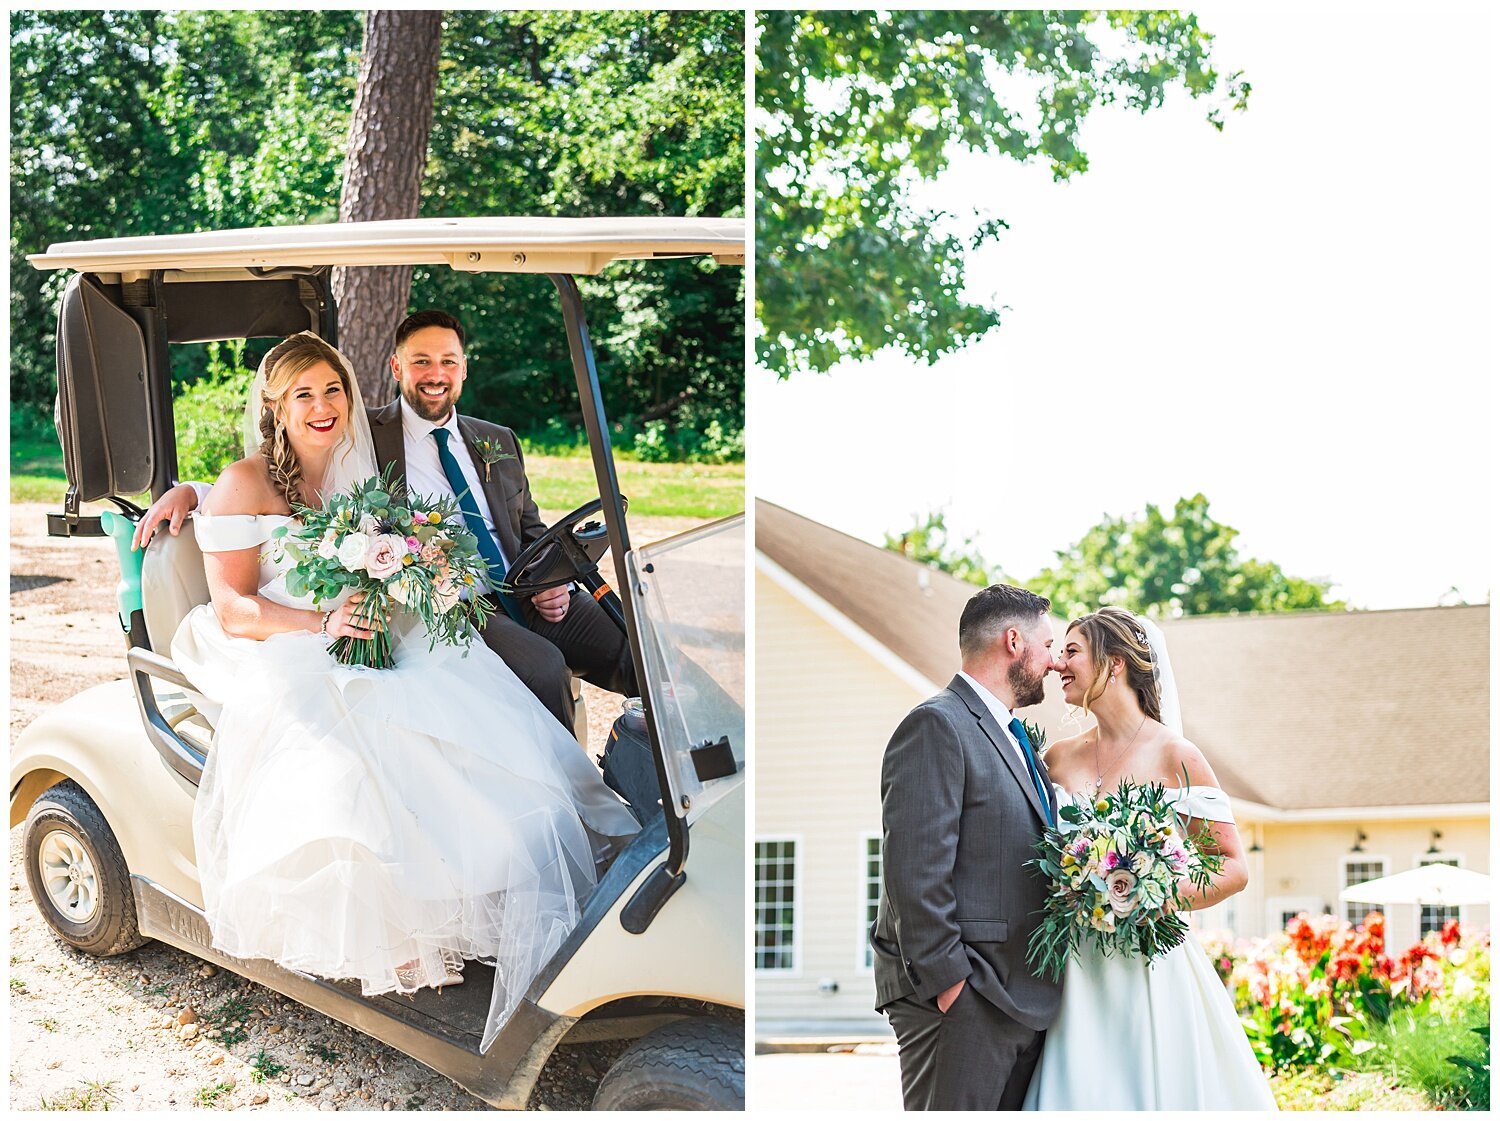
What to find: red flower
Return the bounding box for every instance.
[1441,918,1462,947]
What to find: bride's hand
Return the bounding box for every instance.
[324,593,386,640]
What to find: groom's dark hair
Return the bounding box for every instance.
[393,309,466,352]
[959,583,1051,661]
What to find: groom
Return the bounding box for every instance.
[369,309,635,728]
[870,583,1063,1110]
[133,310,635,730]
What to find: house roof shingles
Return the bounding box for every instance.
[756,500,1489,812]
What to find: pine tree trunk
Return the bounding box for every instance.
[332,10,443,406]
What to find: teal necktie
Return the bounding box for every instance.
[1008,718,1054,826]
[431,428,522,623]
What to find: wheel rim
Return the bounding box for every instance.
[38,829,99,923]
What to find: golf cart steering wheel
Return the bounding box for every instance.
[501,498,628,632]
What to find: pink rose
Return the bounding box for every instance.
[405,536,422,554]
[1105,869,1138,917]
[365,533,406,581]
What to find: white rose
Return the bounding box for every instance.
[337,531,370,571]
[433,576,462,615]
[317,529,339,559]
[359,514,380,536]
[387,572,415,607]
[364,533,405,581]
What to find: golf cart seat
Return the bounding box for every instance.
[138,517,218,751]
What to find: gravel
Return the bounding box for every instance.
[8,501,691,1111]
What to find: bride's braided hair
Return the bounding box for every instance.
[1067,606,1162,722]
[256,334,350,510]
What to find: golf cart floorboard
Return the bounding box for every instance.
[133,876,492,1052]
[343,963,493,1042]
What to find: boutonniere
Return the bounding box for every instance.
[1021,719,1047,756]
[472,438,516,482]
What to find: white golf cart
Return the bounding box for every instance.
[13,217,746,1109]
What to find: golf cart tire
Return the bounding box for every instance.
[591,1017,744,1111]
[23,780,147,957]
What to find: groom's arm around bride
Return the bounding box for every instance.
[870,583,1064,1111]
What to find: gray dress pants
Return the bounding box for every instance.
[883,984,1044,1110]
[480,587,636,730]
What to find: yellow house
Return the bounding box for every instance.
[754,500,1489,1031]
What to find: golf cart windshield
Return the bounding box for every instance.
[627,516,745,822]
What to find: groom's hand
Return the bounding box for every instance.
[531,584,570,624]
[936,978,966,1014]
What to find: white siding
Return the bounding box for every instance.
[1251,817,1488,948]
[755,571,923,1023]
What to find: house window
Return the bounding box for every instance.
[1343,857,1388,928]
[862,834,882,969]
[755,838,798,972]
[1419,855,1461,937]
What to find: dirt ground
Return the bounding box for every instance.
[7,502,693,1111]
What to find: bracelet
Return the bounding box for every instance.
[320,609,333,637]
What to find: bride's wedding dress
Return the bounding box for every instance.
[1023,785,1277,1111]
[172,510,639,1049]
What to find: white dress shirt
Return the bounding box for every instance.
[957,671,1032,775]
[400,400,510,575]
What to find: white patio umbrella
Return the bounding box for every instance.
[1339,863,1492,908]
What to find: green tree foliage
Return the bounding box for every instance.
[1029,494,1345,619]
[756,10,1249,376]
[884,509,996,587]
[10,10,743,457]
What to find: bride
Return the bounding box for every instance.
[1023,606,1276,1110]
[169,332,639,1050]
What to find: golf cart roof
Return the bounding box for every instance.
[29,215,744,277]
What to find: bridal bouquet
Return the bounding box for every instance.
[1026,773,1225,981]
[271,468,495,668]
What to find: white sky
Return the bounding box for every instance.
[750,8,1494,610]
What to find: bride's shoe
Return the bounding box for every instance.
[395,955,465,993]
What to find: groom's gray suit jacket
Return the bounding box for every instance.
[872,675,1063,1032]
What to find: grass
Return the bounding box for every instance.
[10,977,27,994]
[194,1081,234,1107]
[308,1042,340,1064]
[208,994,255,1047]
[11,420,69,503]
[1271,1067,1430,1110]
[1356,1005,1490,1110]
[249,1050,287,1084]
[34,1016,58,1032]
[530,454,742,520]
[10,422,743,519]
[39,1078,118,1111]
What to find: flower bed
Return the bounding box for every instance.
[1203,915,1490,1110]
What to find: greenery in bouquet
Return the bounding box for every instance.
[271,468,495,668]
[1026,772,1225,982]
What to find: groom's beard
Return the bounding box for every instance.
[400,381,458,424]
[1008,658,1047,710]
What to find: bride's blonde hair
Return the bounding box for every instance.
[1067,606,1162,723]
[256,334,350,509]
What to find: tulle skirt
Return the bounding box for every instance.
[173,607,639,1049]
[1023,930,1278,1110]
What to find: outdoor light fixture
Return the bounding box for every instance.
[1350,829,1367,853]
[1427,829,1443,854]
[1248,825,1263,853]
